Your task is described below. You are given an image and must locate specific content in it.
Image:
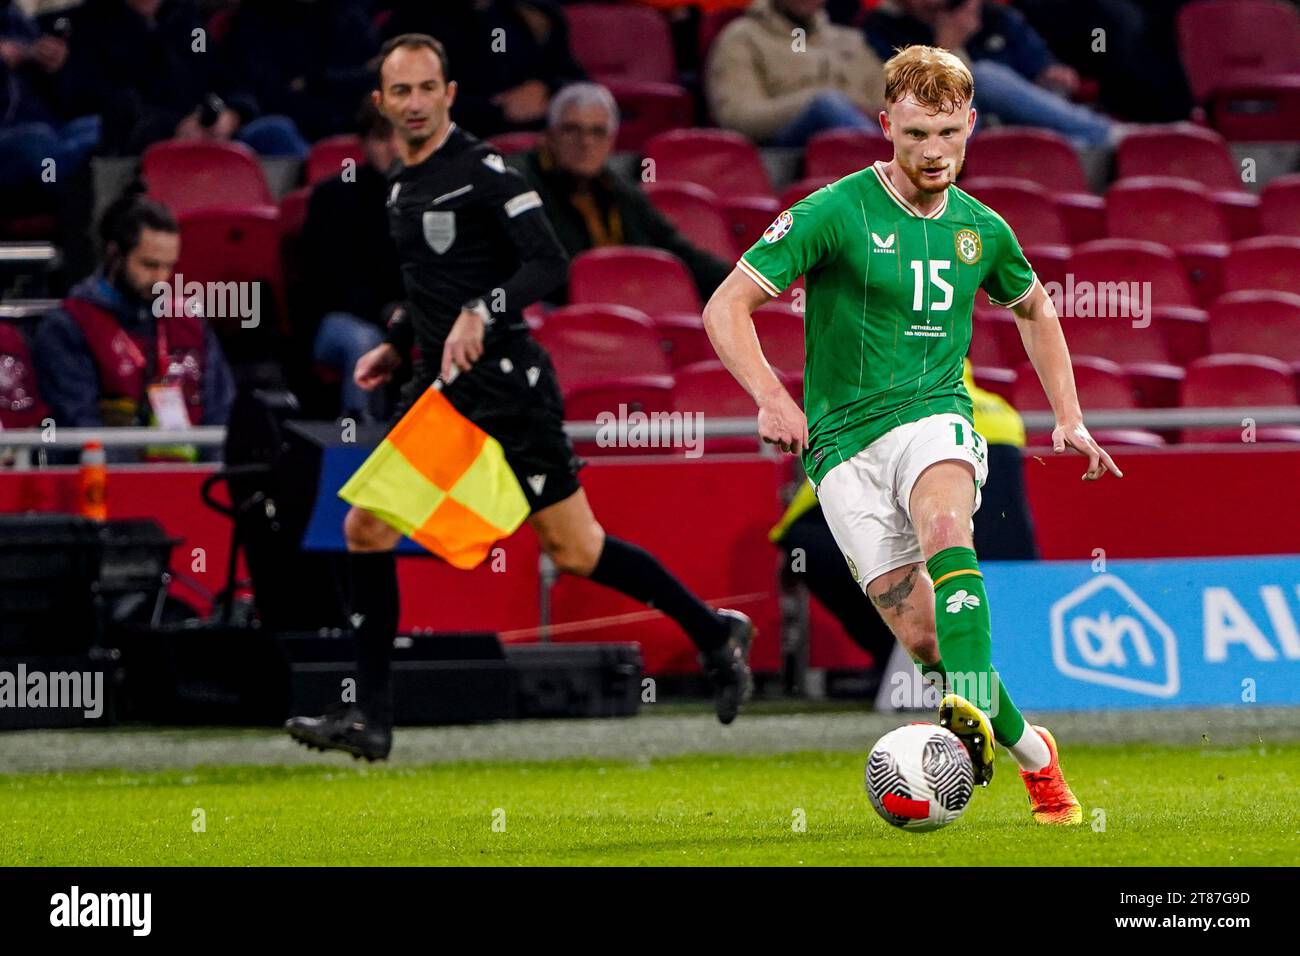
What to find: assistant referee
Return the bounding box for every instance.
[286,35,754,760]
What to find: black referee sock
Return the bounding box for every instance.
[348,551,399,727]
[588,536,729,653]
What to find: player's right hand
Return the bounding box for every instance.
[441,308,487,380]
[354,343,402,390]
[757,388,809,455]
[1053,420,1123,481]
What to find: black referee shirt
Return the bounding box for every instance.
[383,123,569,364]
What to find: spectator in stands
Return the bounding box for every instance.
[0,0,100,192]
[509,82,730,303]
[863,0,1120,148]
[33,197,235,444]
[300,103,405,423]
[380,1,587,137]
[59,0,305,157]
[216,0,379,154]
[1012,0,1194,122]
[705,0,885,147]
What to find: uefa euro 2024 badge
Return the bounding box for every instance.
[763,210,793,243]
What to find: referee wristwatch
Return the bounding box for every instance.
[463,298,494,328]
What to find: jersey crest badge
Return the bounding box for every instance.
[422,210,456,254]
[482,153,506,174]
[955,229,982,265]
[762,210,793,243]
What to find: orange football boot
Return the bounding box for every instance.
[1020,725,1083,825]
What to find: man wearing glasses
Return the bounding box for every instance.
[509,83,730,304]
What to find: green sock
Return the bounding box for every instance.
[925,546,1026,747]
[912,656,946,704]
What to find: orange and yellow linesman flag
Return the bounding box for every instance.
[338,385,529,570]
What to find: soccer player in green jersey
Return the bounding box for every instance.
[703,45,1123,825]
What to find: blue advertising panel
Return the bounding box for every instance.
[978,557,1300,709]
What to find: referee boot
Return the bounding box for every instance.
[285,703,392,762]
[700,609,754,725]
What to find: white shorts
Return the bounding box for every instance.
[816,413,990,588]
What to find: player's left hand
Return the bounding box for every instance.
[441,308,486,380]
[1053,420,1123,481]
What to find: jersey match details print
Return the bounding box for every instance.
[739,166,1037,484]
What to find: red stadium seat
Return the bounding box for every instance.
[643,129,773,198]
[1057,240,1208,404]
[1209,76,1300,142]
[1207,290,1300,370]
[643,129,777,244]
[305,135,365,186]
[569,247,702,316]
[563,374,677,457]
[804,129,894,182]
[1114,124,1261,238]
[1051,193,1107,246]
[278,186,311,240]
[1105,177,1230,246]
[0,321,49,429]
[604,79,695,152]
[960,177,1068,247]
[1176,0,1300,103]
[141,140,274,216]
[1014,356,1135,410]
[670,360,793,452]
[1177,2,1300,140]
[173,206,287,333]
[725,194,782,250]
[1105,177,1230,304]
[962,127,1089,193]
[488,131,541,155]
[1069,239,1200,309]
[1013,356,1170,447]
[698,9,744,66]
[1115,124,1239,189]
[653,313,715,370]
[533,303,671,392]
[1261,174,1300,237]
[1180,353,1300,443]
[753,302,805,381]
[961,128,1104,244]
[1023,243,1071,293]
[970,311,1014,368]
[564,3,676,83]
[1222,237,1300,296]
[643,181,738,261]
[1012,356,1164,447]
[1058,319,1176,367]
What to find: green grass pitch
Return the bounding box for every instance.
[3,741,1298,866]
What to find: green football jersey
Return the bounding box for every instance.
[739,161,1036,485]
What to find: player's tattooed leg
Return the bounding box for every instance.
[869,564,918,618]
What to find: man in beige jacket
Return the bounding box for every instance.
[706,0,885,145]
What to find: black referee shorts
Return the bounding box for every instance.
[391,334,584,514]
